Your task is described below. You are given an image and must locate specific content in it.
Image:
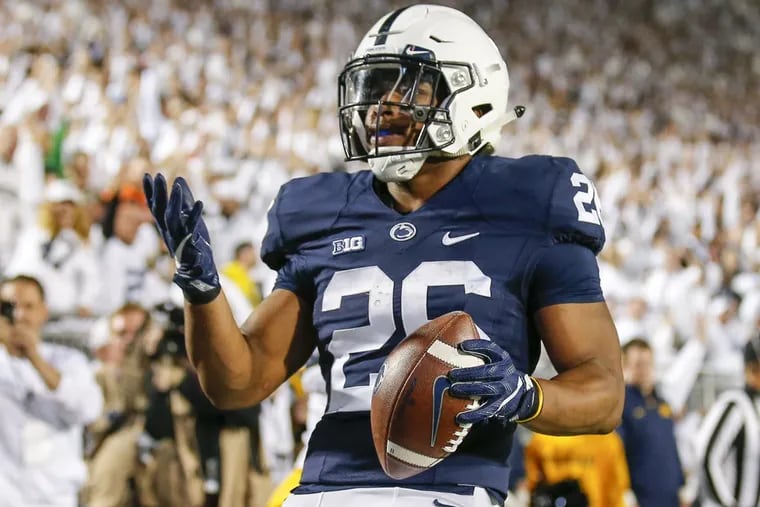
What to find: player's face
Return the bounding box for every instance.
[340,62,447,156]
[364,80,436,149]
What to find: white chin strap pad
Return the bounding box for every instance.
[368,152,428,182]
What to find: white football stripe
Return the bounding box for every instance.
[387,441,442,468]
[427,340,485,368]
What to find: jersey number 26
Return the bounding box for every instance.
[322,261,491,413]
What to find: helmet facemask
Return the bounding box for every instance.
[338,54,473,182]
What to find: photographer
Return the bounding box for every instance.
[136,328,204,507]
[84,303,157,507]
[0,275,103,507]
[138,305,265,507]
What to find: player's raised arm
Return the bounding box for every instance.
[143,174,316,409]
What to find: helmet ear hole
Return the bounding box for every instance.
[472,104,493,118]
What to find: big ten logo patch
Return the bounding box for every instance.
[332,235,365,256]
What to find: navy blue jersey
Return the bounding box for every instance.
[260,154,606,498]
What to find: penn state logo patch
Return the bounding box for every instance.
[389,222,416,241]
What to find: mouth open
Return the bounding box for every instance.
[370,125,414,147]
[376,129,408,146]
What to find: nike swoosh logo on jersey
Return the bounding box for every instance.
[431,375,451,447]
[441,232,480,246]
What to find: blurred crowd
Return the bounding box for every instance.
[0,0,757,505]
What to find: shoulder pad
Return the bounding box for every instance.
[545,156,606,254]
[470,155,605,254]
[260,171,357,270]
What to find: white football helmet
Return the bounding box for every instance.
[338,4,519,182]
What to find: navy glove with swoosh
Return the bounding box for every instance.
[448,340,543,425]
[143,173,221,305]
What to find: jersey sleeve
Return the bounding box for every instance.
[547,157,606,255]
[260,187,288,271]
[260,186,312,298]
[527,242,605,312]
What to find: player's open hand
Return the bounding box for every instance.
[448,339,543,425]
[143,173,221,304]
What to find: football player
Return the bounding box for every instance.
[143,5,624,506]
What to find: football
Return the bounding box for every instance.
[370,311,486,480]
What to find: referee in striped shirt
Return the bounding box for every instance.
[696,334,760,506]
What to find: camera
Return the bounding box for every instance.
[0,300,14,324]
[151,303,186,360]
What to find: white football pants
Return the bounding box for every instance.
[283,486,503,507]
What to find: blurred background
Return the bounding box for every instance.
[0,0,758,506]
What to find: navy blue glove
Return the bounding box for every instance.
[448,340,543,425]
[143,173,221,304]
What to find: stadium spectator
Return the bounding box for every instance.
[221,241,263,309]
[138,305,269,507]
[5,179,101,318]
[0,274,103,507]
[97,182,163,314]
[0,124,23,269]
[618,338,688,507]
[84,303,155,507]
[207,177,261,267]
[136,332,205,507]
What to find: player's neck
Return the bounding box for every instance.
[386,155,472,213]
